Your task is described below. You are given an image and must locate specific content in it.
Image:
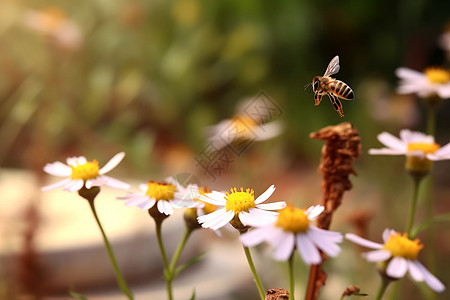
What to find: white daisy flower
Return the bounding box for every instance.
[240,205,343,264]
[395,67,450,99]
[197,185,286,231]
[346,229,445,293]
[369,129,450,160]
[207,115,283,150]
[42,152,130,192]
[117,178,196,216]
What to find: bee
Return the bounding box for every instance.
[309,55,354,117]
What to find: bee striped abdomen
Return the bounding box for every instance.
[330,80,354,100]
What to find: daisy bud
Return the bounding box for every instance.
[405,155,432,180]
[183,208,202,231]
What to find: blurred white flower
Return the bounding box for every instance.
[197,185,285,231]
[369,129,450,161]
[240,205,343,264]
[346,229,445,292]
[22,7,83,50]
[395,67,450,99]
[42,152,130,192]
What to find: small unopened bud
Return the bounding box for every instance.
[183,208,202,231]
[341,285,368,297]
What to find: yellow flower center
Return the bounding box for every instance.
[383,232,423,260]
[424,67,450,84]
[146,181,176,201]
[225,187,255,214]
[71,160,100,181]
[275,206,310,233]
[407,142,440,154]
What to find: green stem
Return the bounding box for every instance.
[406,177,422,236]
[169,228,193,273]
[88,201,133,300]
[242,245,265,300]
[288,253,295,300]
[426,103,436,136]
[155,221,173,300]
[375,279,390,300]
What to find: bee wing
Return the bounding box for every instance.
[323,55,340,77]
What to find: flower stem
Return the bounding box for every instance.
[406,176,422,236]
[288,253,295,300]
[155,221,173,300]
[375,279,390,300]
[242,245,265,300]
[169,228,193,273]
[88,201,133,300]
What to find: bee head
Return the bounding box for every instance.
[312,76,320,93]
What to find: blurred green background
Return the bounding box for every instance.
[1,0,449,299]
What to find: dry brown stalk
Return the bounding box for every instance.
[305,122,361,300]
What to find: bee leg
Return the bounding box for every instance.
[328,93,344,117]
[314,93,323,106]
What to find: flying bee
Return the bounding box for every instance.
[308,55,354,117]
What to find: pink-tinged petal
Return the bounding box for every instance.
[99,152,125,174]
[415,261,445,292]
[67,156,87,167]
[407,260,425,282]
[368,148,405,155]
[296,234,321,265]
[254,185,276,204]
[239,208,278,227]
[345,233,384,249]
[64,179,84,192]
[429,142,450,160]
[363,249,392,262]
[43,162,72,177]
[396,68,425,81]
[306,228,342,257]
[157,200,174,215]
[400,130,431,144]
[41,178,72,191]
[306,205,324,220]
[240,227,271,247]
[272,232,295,261]
[309,226,343,243]
[137,199,156,210]
[436,85,450,98]
[253,121,283,141]
[198,192,227,206]
[386,257,408,278]
[406,151,426,158]
[170,199,196,209]
[376,132,406,151]
[382,229,396,243]
[98,176,130,189]
[255,201,286,211]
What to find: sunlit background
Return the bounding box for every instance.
[1,0,449,299]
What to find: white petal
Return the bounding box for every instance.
[157,200,174,215]
[345,233,384,249]
[407,260,425,282]
[98,176,130,189]
[239,208,278,227]
[382,229,396,243]
[139,183,149,192]
[436,84,450,98]
[386,257,408,278]
[254,185,276,204]
[253,121,283,141]
[377,132,406,152]
[400,130,430,144]
[415,261,445,292]
[99,152,125,174]
[41,178,72,191]
[170,199,196,209]
[198,192,227,206]
[306,205,324,220]
[363,249,392,262]
[255,201,286,211]
[64,179,84,192]
[240,227,271,247]
[306,227,342,257]
[67,156,86,167]
[43,162,72,177]
[197,208,234,230]
[308,226,343,243]
[429,142,450,160]
[137,199,156,210]
[272,232,295,261]
[396,68,425,81]
[296,234,322,265]
[368,148,405,155]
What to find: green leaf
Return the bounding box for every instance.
[173,251,206,278]
[189,289,196,300]
[69,291,88,300]
[411,213,450,238]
